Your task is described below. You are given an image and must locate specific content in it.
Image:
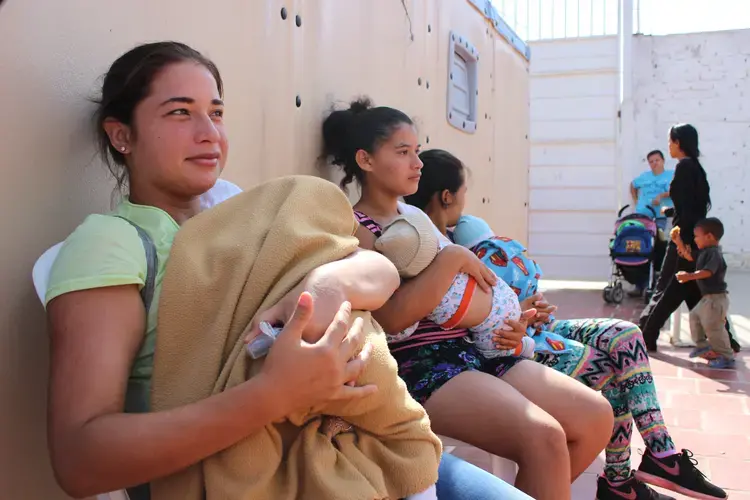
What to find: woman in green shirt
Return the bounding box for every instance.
[45,41,398,498]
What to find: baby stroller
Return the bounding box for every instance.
[603,205,659,304]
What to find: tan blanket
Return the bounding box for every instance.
[150,175,441,500]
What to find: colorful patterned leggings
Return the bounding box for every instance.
[534,318,677,480]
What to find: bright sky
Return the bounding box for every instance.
[638,0,750,36]
[490,0,750,40]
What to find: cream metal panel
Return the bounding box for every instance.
[528,36,619,279]
[492,31,531,243]
[0,1,529,497]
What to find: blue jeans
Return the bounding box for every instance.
[436,453,531,499]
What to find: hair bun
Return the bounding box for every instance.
[348,97,373,115]
[321,97,374,166]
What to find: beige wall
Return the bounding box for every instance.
[0,0,529,497]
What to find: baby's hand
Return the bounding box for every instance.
[670,226,681,243]
[494,309,536,350]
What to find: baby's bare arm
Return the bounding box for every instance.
[297,249,400,342]
[246,250,399,346]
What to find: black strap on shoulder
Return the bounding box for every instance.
[114,216,158,313]
[113,216,156,499]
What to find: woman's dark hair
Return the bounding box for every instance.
[321,97,413,189]
[94,41,223,191]
[670,123,700,159]
[670,123,711,211]
[404,149,466,210]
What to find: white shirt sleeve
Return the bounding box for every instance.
[199,178,244,210]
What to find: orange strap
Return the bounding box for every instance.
[439,276,478,330]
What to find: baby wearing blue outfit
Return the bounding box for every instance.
[375,210,535,359]
[453,215,573,356]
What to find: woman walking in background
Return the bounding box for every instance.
[638,123,739,353]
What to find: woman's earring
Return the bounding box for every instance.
[120,146,127,153]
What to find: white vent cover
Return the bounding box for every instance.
[447,31,479,134]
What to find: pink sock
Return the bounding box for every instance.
[651,449,679,459]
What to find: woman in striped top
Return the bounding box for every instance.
[321,97,614,500]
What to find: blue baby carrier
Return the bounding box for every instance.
[604,205,659,304]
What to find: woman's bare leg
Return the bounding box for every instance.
[424,370,571,500]
[501,359,614,481]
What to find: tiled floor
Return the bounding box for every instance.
[444,278,750,499]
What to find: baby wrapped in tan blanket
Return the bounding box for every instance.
[149,175,442,500]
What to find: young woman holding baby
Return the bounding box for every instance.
[321,97,615,500]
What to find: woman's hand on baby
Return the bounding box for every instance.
[493,309,536,350]
[521,292,558,329]
[261,292,377,416]
[447,245,498,292]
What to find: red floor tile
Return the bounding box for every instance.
[705,458,750,491]
[669,393,747,414]
[649,359,682,377]
[653,376,698,394]
[679,366,747,382]
[667,428,750,460]
[719,492,750,500]
[661,407,703,430]
[697,378,750,397]
[701,411,750,435]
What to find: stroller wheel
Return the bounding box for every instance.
[602,286,614,303]
[611,282,625,304]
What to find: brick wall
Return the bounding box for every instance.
[632,29,750,268]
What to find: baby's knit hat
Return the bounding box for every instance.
[375,211,440,278]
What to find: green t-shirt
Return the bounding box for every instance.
[45,199,180,411]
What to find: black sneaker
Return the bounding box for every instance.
[596,473,676,499]
[636,449,727,499]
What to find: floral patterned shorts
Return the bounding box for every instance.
[392,337,523,404]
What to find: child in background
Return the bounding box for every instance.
[672,217,734,369]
